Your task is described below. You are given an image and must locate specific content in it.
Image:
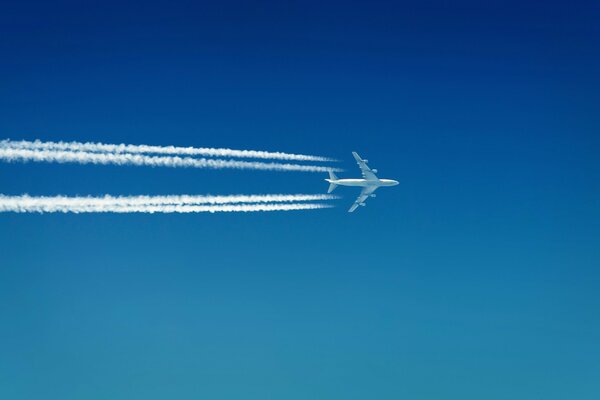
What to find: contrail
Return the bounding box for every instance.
[0,194,336,213]
[0,147,341,173]
[0,203,334,214]
[0,194,338,207]
[0,139,335,162]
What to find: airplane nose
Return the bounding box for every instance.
[393,180,399,185]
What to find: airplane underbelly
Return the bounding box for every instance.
[337,179,367,187]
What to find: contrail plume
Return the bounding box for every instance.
[0,194,337,213]
[0,147,341,172]
[0,195,334,213]
[0,194,338,207]
[0,139,335,162]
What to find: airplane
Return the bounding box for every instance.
[326,152,399,212]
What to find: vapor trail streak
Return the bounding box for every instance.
[0,194,338,207]
[0,194,337,213]
[1,139,335,162]
[0,148,341,172]
[0,201,332,214]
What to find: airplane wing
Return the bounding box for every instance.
[352,152,379,181]
[348,186,378,212]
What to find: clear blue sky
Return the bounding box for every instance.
[1,1,599,399]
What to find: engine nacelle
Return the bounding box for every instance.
[359,203,366,207]
[372,169,378,173]
[363,159,369,163]
[370,194,376,198]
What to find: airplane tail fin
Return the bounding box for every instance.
[326,170,338,193]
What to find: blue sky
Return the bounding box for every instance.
[1,1,599,399]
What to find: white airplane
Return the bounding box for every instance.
[326,152,399,212]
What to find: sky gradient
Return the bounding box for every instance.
[1,1,599,399]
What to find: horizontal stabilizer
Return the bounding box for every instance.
[328,182,337,193]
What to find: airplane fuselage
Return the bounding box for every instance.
[325,178,399,188]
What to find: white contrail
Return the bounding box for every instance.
[0,194,338,207]
[0,194,336,213]
[0,139,335,162]
[0,147,341,173]
[0,203,333,214]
